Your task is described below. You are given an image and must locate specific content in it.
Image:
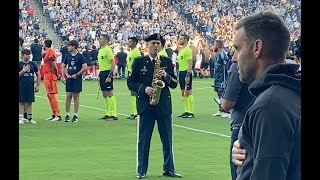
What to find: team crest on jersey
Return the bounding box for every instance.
[71,61,75,66]
[101,56,104,59]
[141,66,147,72]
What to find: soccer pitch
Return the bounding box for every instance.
[19,78,232,180]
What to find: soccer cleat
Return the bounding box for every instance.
[45,115,55,120]
[64,115,70,122]
[72,116,79,122]
[28,119,38,124]
[182,113,194,118]
[177,112,187,117]
[100,115,110,120]
[51,116,62,121]
[106,116,118,121]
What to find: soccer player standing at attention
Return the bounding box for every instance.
[61,40,88,122]
[19,36,28,120]
[98,34,118,120]
[126,37,141,120]
[43,39,62,121]
[176,34,194,118]
[19,49,41,124]
[158,37,168,57]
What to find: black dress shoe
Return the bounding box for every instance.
[136,173,146,179]
[163,171,182,178]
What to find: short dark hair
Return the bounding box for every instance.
[160,38,166,47]
[34,38,39,43]
[128,37,138,43]
[181,34,190,41]
[234,11,290,60]
[68,40,79,49]
[44,39,53,48]
[100,34,110,41]
[92,45,96,50]
[21,48,31,55]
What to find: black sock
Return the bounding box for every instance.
[24,112,28,119]
[27,114,32,120]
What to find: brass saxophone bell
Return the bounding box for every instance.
[149,53,165,105]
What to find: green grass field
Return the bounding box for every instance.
[19,77,232,180]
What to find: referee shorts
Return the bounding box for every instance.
[179,70,192,90]
[99,70,113,91]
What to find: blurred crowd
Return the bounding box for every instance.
[20,0,301,68]
[19,0,49,49]
[174,0,301,46]
[38,0,196,52]
[35,0,300,51]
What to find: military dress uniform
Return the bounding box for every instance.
[127,34,182,179]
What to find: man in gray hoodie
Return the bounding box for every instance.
[231,11,301,180]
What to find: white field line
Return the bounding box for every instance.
[55,86,213,96]
[35,95,230,138]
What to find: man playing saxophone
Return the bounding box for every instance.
[127,33,182,179]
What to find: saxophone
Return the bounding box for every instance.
[149,53,165,105]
